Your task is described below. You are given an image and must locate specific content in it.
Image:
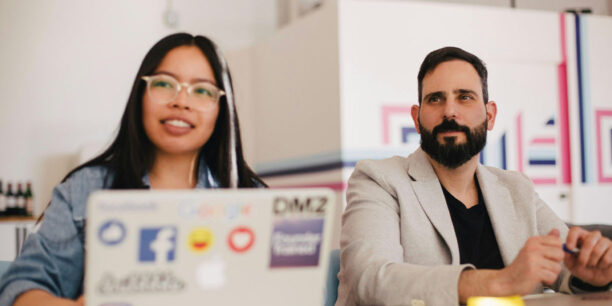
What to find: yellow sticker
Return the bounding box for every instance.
[188,227,214,253]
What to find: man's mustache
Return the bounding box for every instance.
[432,119,470,137]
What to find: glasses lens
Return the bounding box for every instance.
[190,83,221,108]
[147,75,177,103]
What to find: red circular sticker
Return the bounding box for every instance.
[228,226,255,253]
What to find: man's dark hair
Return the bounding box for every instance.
[417,46,488,105]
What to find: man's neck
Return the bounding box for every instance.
[426,153,480,208]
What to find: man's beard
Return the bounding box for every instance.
[419,118,487,169]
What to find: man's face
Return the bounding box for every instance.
[411,60,497,168]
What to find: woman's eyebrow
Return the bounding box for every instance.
[153,71,217,85]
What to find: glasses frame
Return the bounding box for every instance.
[141,75,226,109]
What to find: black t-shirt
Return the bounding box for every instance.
[441,179,504,269]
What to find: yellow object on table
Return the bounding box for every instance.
[467,295,525,306]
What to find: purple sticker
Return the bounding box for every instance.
[270,218,324,268]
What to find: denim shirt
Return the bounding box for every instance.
[0,160,218,305]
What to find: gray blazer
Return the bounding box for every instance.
[337,148,571,305]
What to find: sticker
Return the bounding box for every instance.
[139,227,177,263]
[98,220,126,246]
[178,201,252,220]
[227,226,255,253]
[272,196,327,216]
[195,255,227,290]
[188,227,214,253]
[97,271,185,295]
[98,201,158,212]
[269,218,324,268]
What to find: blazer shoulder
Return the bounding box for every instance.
[482,165,534,190]
[353,156,409,177]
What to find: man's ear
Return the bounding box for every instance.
[485,101,497,131]
[411,104,421,133]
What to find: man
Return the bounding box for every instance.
[336,47,612,305]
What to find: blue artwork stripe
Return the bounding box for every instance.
[579,16,594,183]
[529,160,556,166]
[402,127,417,143]
[501,134,507,170]
[254,149,411,174]
[575,13,587,183]
[257,161,357,177]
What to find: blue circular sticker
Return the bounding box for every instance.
[98,220,127,246]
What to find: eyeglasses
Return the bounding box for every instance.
[141,74,225,110]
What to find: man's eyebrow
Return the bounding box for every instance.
[423,91,445,101]
[455,89,478,96]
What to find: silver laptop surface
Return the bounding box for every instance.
[85,189,335,306]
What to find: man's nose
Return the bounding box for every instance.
[443,100,458,119]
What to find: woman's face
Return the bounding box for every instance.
[142,45,220,157]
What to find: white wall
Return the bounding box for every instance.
[401,0,610,15]
[0,0,276,215]
[517,0,609,15]
[250,3,341,167]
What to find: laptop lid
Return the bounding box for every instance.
[85,189,335,306]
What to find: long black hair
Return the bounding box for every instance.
[64,33,265,188]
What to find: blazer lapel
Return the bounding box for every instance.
[407,149,461,264]
[476,165,523,266]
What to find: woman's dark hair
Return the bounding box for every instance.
[417,46,489,105]
[64,33,266,188]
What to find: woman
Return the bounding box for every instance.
[0,33,265,306]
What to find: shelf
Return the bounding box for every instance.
[0,216,37,223]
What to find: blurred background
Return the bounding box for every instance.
[1,0,611,259]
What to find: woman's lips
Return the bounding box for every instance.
[161,119,194,136]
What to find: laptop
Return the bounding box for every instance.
[85,189,336,306]
[523,291,612,306]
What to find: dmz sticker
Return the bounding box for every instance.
[98,220,126,246]
[139,227,177,264]
[269,218,324,268]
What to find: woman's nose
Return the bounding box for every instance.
[171,85,190,110]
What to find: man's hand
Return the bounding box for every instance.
[458,229,564,302]
[564,226,612,286]
[497,229,565,295]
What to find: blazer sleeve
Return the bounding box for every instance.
[529,177,572,293]
[338,161,473,305]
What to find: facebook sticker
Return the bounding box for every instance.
[139,226,178,264]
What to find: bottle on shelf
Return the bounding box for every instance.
[25,181,34,217]
[16,183,25,216]
[6,182,15,216]
[0,179,5,217]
